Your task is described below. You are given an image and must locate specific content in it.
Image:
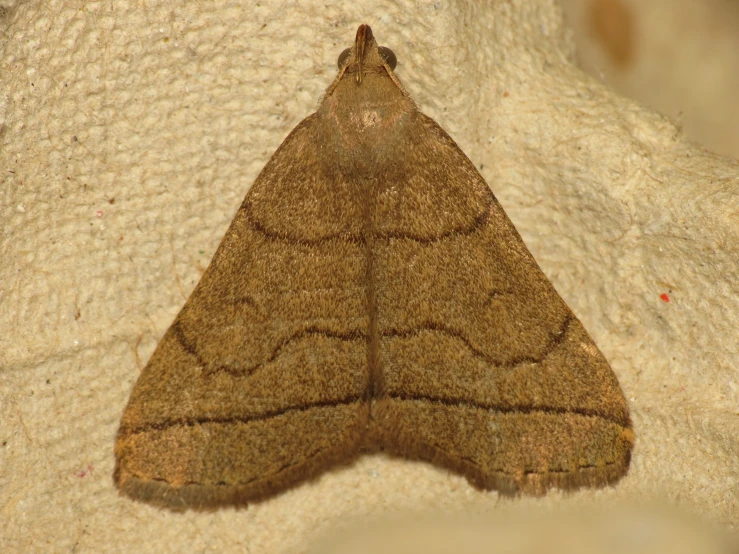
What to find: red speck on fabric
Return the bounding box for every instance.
[76,464,93,478]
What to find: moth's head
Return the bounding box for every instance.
[337,24,397,83]
[322,24,410,104]
[318,24,415,153]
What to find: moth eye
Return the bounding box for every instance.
[337,46,397,70]
[378,46,397,69]
[337,48,352,68]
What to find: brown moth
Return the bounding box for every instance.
[114,24,634,509]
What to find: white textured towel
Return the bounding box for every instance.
[1,1,737,552]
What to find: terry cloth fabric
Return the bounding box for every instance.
[1,1,737,552]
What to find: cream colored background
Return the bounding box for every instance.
[1,1,738,553]
[560,0,739,159]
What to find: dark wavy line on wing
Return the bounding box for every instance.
[241,197,493,245]
[118,396,365,437]
[373,199,493,244]
[380,314,573,368]
[173,321,367,378]
[120,390,631,438]
[241,201,365,246]
[384,393,631,428]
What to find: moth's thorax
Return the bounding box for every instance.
[317,70,416,176]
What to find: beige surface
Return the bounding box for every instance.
[308,506,734,554]
[1,0,738,552]
[560,0,739,159]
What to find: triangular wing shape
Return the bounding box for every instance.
[115,24,633,508]
[370,114,633,494]
[114,116,371,508]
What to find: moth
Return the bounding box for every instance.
[114,24,634,508]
